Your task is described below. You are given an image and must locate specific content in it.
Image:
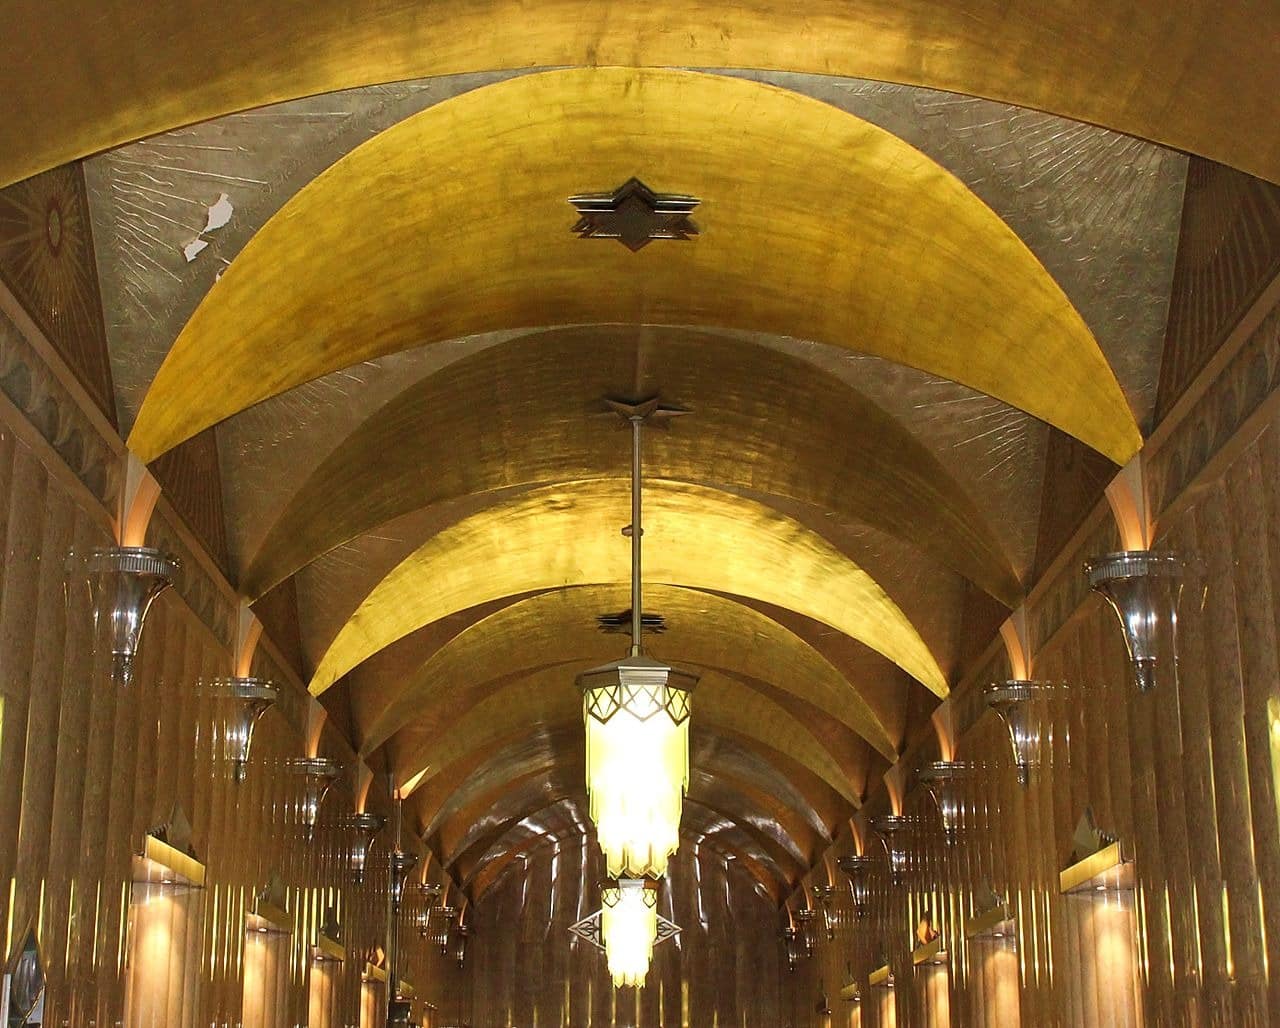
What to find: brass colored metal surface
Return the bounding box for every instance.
[1058,841,1133,895]
[245,332,1017,603]
[130,68,1138,463]
[4,1,1278,188]
[310,479,946,696]
[361,585,897,759]
[394,664,862,805]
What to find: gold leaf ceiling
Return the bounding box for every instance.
[31,8,1245,900]
[128,68,1138,464]
[3,0,1278,186]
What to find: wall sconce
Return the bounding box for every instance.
[453,924,470,968]
[287,756,341,840]
[349,811,385,884]
[417,881,442,902]
[389,850,419,913]
[1084,551,1184,692]
[210,676,277,782]
[870,814,911,886]
[782,926,802,972]
[811,884,837,940]
[917,760,973,844]
[838,854,876,919]
[794,908,817,957]
[68,546,178,686]
[984,681,1047,787]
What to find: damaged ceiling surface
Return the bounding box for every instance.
[19,17,1240,905]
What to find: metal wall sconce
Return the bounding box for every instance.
[794,908,817,957]
[417,881,442,902]
[917,760,973,844]
[870,814,911,885]
[287,756,341,840]
[389,850,419,913]
[912,935,949,967]
[984,681,1047,787]
[966,890,1015,942]
[869,965,894,990]
[810,884,837,940]
[68,546,179,686]
[452,924,470,968]
[782,926,802,972]
[349,812,385,884]
[838,854,876,919]
[1085,551,1184,692]
[210,676,278,782]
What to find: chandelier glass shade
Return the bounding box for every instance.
[600,878,660,988]
[581,655,695,879]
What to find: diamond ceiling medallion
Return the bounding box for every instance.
[568,177,700,251]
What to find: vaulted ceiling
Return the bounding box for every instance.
[10,0,1276,905]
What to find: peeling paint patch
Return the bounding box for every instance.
[203,192,234,233]
[182,237,209,262]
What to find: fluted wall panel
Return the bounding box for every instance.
[783,295,1280,1027]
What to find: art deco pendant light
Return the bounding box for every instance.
[576,398,699,880]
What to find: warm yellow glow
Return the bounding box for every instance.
[586,687,689,879]
[601,880,659,989]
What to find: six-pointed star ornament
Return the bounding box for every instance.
[569,177,700,251]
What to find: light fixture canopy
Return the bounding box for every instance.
[569,877,680,989]
[67,546,178,686]
[210,676,278,782]
[349,811,385,884]
[917,760,973,844]
[1084,550,1184,692]
[984,680,1047,787]
[287,756,341,840]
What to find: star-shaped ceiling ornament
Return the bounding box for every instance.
[568,177,700,251]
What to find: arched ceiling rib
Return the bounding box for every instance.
[5,1,1277,187]
[361,586,897,760]
[244,331,1019,603]
[309,479,947,697]
[129,68,1138,464]
[393,664,863,806]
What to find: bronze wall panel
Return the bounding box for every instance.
[0,163,115,424]
[1156,161,1280,423]
[149,427,231,574]
[0,414,470,1024]
[782,294,1280,1026]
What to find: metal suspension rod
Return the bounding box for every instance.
[631,414,643,656]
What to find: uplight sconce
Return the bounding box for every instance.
[984,681,1047,787]
[838,854,876,919]
[67,546,178,686]
[794,908,818,957]
[1084,551,1184,692]
[210,676,278,782]
[452,923,470,968]
[389,850,419,913]
[782,926,802,972]
[839,965,862,1004]
[917,760,973,844]
[287,756,341,840]
[349,812,385,884]
[870,814,911,886]
[811,884,837,940]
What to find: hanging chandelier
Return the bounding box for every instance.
[576,397,698,880]
[569,877,681,989]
